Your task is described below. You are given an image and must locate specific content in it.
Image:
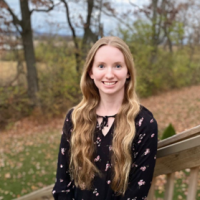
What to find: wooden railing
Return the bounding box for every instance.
[13,125,200,200]
[148,125,200,200]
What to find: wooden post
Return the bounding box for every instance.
[147,177,156,200]
[187,167,199,200]
[164,173,175,200]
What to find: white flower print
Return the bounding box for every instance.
[94,155,101,162]
[145,148,150,155]
[105,162,111,171]
[60,179,63,182]
[52,190,56,194]
[151,133,155,138]
[150,118,154,123]
[140,166,147,171]
[132,163,138,168]
[154,155,156,159]
[93,188,99,196]
[66,118,69,121]
[95,137,101,147]
[138,140,141,144]
[139,133,146,140]
[138,117,144,126]
[67,181,72,187]
[138,180,145,187]
[142,148,150,156]
[61,148,66,155]
[107,180,111,184]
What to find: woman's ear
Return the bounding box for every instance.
[126,73,130,79]
[89,70,94,79]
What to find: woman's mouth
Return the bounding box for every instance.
[102,81,117,85]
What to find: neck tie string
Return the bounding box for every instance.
[97,114,116,130]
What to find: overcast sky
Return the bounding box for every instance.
[5,0,149,36]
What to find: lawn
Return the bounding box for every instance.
[0,129,61,200]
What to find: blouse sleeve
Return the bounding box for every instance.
[120,114,158,200]
[52,109,74,200]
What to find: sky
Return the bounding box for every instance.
[5,0,149,36]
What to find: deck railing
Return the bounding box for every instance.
[148,125,200,200]
[14,125,200,200]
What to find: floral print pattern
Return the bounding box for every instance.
[52,105,158,200]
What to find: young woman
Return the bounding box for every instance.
[52,36,158,200]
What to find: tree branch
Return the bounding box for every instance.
[101,8,135,32]
[30,1,61,14]
[61,0,81,73]
[0,0,22,26]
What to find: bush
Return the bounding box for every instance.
[161,123,176,140]
[35,40,81,117]
[0,85,32,129]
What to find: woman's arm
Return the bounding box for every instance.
[52,109,74,200]
[120,114,158,200]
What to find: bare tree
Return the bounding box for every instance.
[60,0,104,75]
[0,0,56,106]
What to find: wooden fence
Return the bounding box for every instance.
[14,125,200,200]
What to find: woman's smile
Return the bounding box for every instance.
[102,81,117,86]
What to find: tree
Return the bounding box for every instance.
[60,0,104,76]
[0,0,56,106]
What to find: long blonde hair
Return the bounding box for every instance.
[70,36,140,194]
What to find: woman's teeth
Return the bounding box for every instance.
[103,82,116,85]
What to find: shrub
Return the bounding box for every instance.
[161,123,176,140]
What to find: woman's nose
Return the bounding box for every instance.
[105,67,114,78]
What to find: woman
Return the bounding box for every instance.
[52,36,158,200]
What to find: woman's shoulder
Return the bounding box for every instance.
[62,108,74,138]
[64,107,74,121]
[135,104,157,129]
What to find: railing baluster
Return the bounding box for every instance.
[164,173,175,200]
[147,177,156,200]
[187,167,199,200]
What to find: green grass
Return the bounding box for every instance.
[0,130,61,200]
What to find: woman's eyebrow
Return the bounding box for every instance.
[94,61,124,64]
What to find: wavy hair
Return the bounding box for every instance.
[70,36,140,194]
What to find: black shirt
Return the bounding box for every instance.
[52,105,158,200]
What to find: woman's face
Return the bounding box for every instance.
[89,45,129,98]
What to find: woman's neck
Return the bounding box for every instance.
[96,94,124,116]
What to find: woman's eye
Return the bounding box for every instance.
[98,64,104,68]
[116,64,121,68]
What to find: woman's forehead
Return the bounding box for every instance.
[93,45,125,63]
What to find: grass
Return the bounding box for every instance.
[0,130,61,200]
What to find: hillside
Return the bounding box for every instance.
[141,84,200,134]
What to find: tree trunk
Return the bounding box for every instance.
[81,0,98,59]
[20,0,39,106]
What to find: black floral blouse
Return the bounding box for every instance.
[52,105,158,200]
